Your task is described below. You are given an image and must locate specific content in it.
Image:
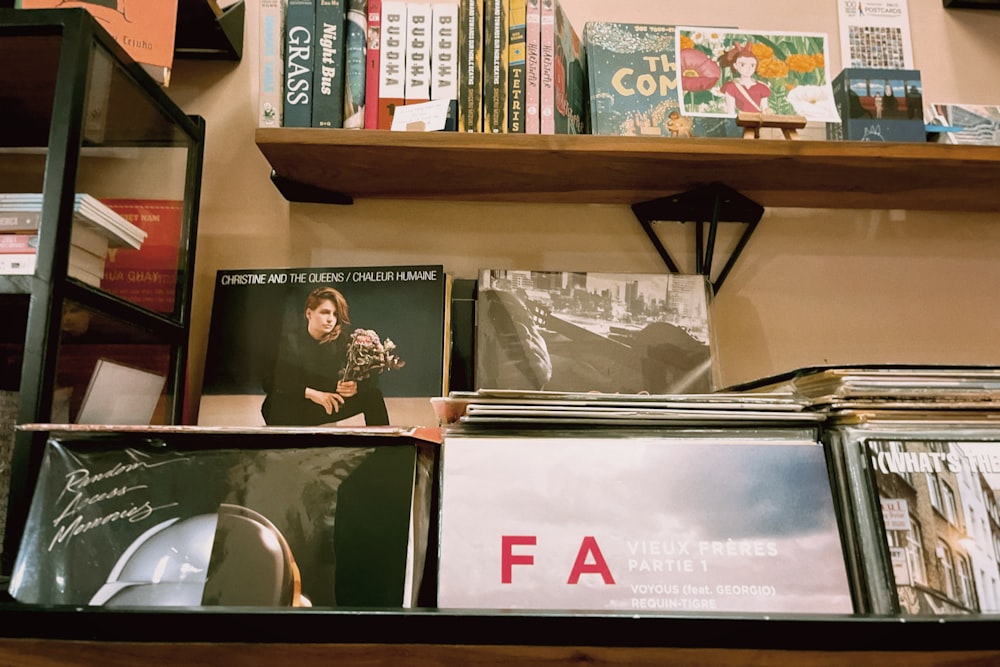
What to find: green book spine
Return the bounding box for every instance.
[284,0,316,128]
[313,0,347,128]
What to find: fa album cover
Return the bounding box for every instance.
[437,430,853,613]
[199,265,449,428]
[9,427,437,608]
[675,27,840,123]
[825,414,1000,616]
[476,270,716,394]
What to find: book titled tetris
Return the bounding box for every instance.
[583,22,732,138]
[476,270,716,394]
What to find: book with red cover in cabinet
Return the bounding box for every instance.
[99,199,184,315]
[364,0,382,128]
[16,0,179,86]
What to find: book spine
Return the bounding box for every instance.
[364,0,382,129]
[0,234,38,253]
[551,0,584,134]
[457,0,483,132]
[431,1,460,130]
[507,0,526,133]
[259,0,287,127]
[0,254,36,275]
[523,0,540,133]
[539,0,554,134]
[284,0,316,127]
[378,0,408,129]
[482,0,509,133]
[313,0,347,128]
[404,2,432,106]
[0,211,41,233]
[343,0,368,128]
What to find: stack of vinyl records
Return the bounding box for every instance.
[432,389,819,428]
[730,365,1000,617]
[434,389,855,614]
[727,364,1000,411]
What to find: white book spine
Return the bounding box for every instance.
[430,2,459,104]
[404,2,433,104]
[379,0,408,122]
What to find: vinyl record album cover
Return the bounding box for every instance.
[199,265,449,427]
[9,427,437,608]
[825,413,1000,615]
[437,430,853,613]
[476,270,716,394]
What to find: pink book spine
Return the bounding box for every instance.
[539,0,554,134]
[524,0,540,133]
[364,0,383,129]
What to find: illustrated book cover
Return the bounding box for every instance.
[438,428,853,613]
[583,22,733,138]
[824,413,1000,615]
[9,427,438,608]
[476,270,716,394]
[343,0,368,128]
[17,0,179,85]
[675,27,840,124]
[199,265,450,428]
[549,0,585,134]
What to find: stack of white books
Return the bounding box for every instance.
[0,193,147,285]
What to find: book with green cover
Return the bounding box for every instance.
[313,0,347,128]
[582,22,732,138]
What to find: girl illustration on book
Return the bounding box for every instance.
[718,41,771,115]
[261,286,390,426]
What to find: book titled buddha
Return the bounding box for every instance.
[476,269,717,394]
[17,0,179,85]
[199,265,450,428]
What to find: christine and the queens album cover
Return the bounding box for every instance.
[199,265,449,428]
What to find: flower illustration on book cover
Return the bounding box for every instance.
[339,329,406,382]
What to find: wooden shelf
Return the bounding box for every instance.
[255,128,1000,211]
[2,605,1000,666]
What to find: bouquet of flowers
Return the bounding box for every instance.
[339,328,406,382]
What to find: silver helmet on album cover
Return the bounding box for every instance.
[89,503,309,607]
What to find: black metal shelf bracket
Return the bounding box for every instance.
[270,170,354,205]
[631,182,764,294]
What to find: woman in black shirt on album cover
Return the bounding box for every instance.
[261,286,389,426]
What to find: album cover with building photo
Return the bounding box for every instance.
[475,270,717,394]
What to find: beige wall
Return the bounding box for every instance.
[165,0,1000,420]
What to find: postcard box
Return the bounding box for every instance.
[8,425,439,609]
[827,68,925,142]
[437,427,854,614]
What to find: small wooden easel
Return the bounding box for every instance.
[736,111,808,140]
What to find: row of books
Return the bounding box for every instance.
[0,194,147,284]
[259,0,587,133]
